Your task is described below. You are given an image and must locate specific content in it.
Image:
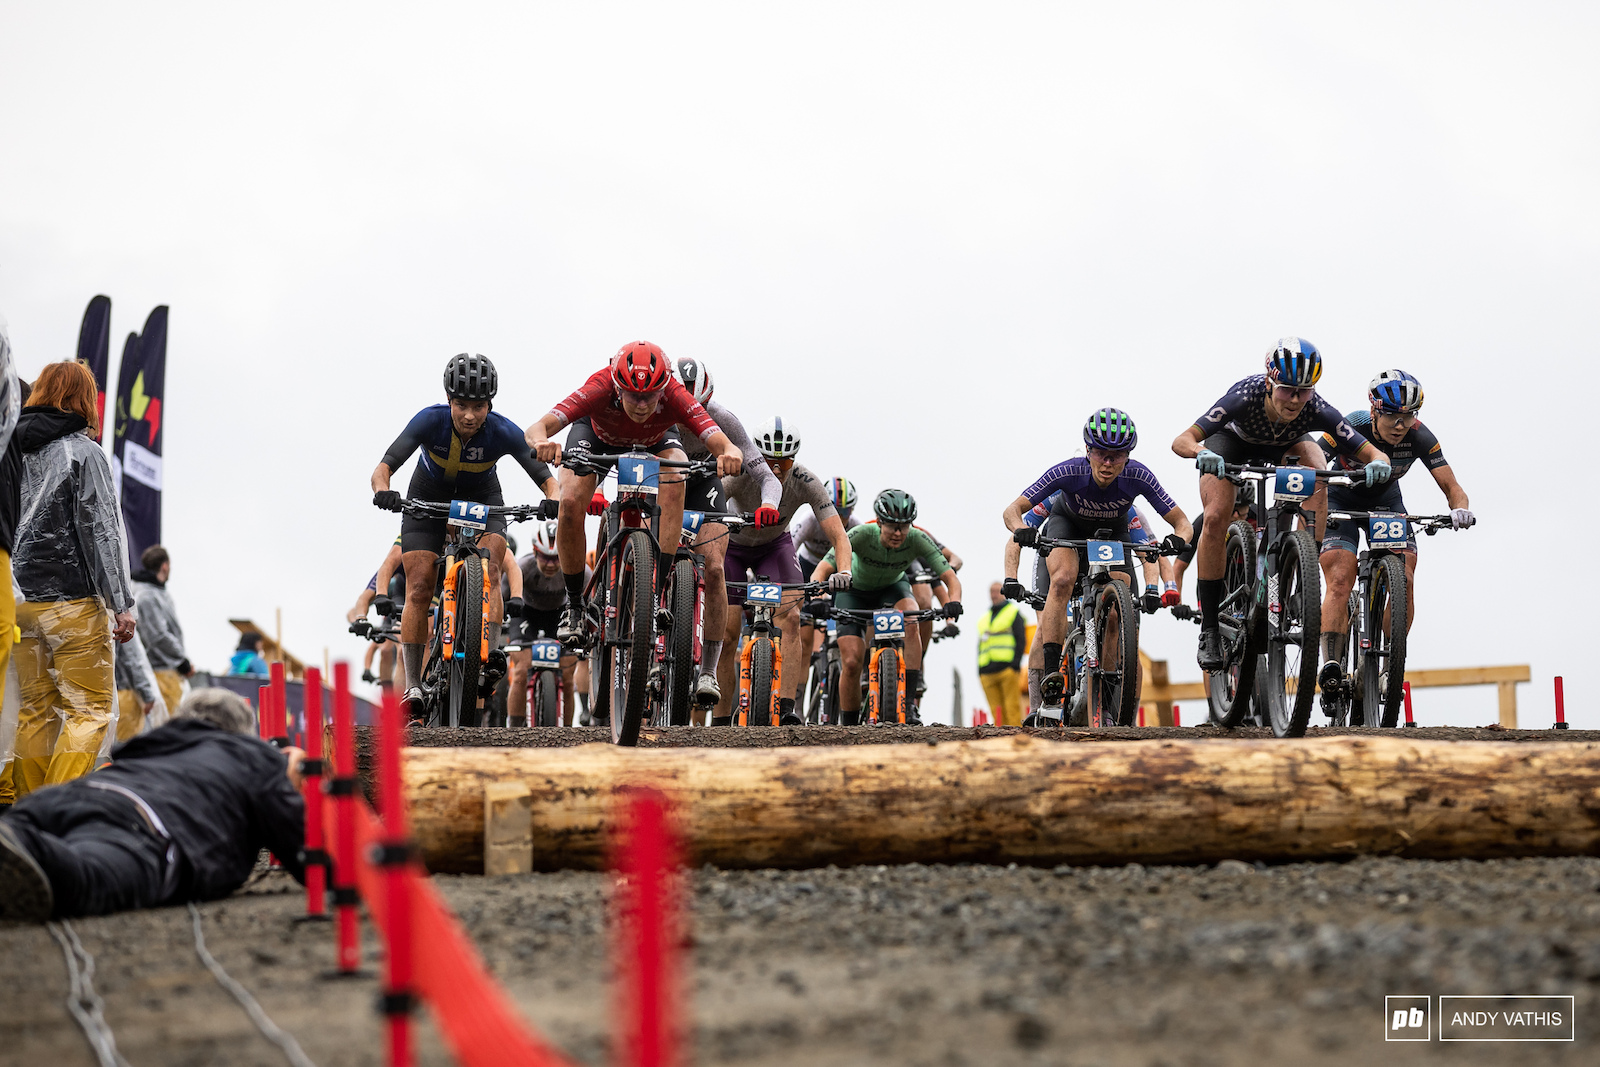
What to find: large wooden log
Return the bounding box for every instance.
[400,735,1600,874]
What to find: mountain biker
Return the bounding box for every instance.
[810,489,963,726]
[666,358,782,713]
[1168,483,1256,618]
[523,342,743,644]
[370,354,560,715]
[907,531,962,694]
[1315,369,1474,697]
[1170,339,1392,672]
[795,477,859,704]
[1003,408,1192,707]
[713,418,853,726]
[506,521,589,726]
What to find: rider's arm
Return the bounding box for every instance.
[1429,463,1469,510]
[819,512,853,574]
[524,412,566,463]
[502,547,523,598]
[1171,424,1207,460]
[706,400,779,505]
[374,410,431,491]
[703,430,743,477]
[1002,494,1032,533]
[810,556,837,582]
[1160,505,1194,544]
[374,542,402,594]
[1003,538,1022,581]
[936,568,962,605]
[941,548,964,572]
[1179,383,1253,458]
[347,587,375,624]
[371,462,395,494]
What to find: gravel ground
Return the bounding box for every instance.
[4,854,1597,1066]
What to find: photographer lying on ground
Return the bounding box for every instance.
[0,688,306,922]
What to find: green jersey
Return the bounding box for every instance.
[824,521,950,591]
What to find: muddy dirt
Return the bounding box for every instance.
[4,854,1597,1066]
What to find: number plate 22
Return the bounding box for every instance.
[1367,514,1409,549]
[745,583,782,605]
[873,610,906,640]
[530,639,562,664]
[617,455,660,495]
[448,499,490,530]
[1274,468,1313,502]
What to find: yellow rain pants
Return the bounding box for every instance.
[0,549,15,804]
[152,669,185,723]
[115,688,145,743]
[12,598,114,796]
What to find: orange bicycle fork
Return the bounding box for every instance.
[865,645,906,724]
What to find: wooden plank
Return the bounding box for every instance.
[484,782,533,876]
[1498,681,1518,730]
[1141,665,1531,707]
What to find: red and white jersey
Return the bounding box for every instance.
[550,367,719,448]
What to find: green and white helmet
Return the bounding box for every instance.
[752,416,802,458]
[873,488,917,523]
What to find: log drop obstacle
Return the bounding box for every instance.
[399,735,1600,875]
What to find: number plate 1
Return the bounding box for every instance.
[745,583,782,605]
[1274,468,1313,502]
[530,639,562,664]
[1367,514,1410,549]
[872,610,906,640]
[448,499,490,530]
[1086,540,1125,566]
[617,454,660,494]
[682,510,706,534]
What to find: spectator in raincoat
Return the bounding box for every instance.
[132,545,191,715]
[9,360,136,796]
[114,604,168,741]
[0,318,23,804]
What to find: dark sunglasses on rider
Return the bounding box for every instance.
[765,457,795,472]
[1272,384,1314,401]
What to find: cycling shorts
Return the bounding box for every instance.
[400,469,506,555]
[683,469,726,517]
[1322,482,1417,555]
[832,582,915,639]
[725,532,802,603]
[1201,430,1316,470]
[1039,508,1137,585]
[513,608,565,646]
[565,416,683,459]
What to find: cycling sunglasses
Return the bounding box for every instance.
[1272,385,1314,401]
[765,457,796,472]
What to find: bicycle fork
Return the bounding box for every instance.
[866,645,906,724]
[439,553,491,663]
[736,627,783,726]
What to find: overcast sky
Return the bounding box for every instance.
[3,2,1596,727]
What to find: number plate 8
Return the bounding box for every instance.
[530,639,562,664]
[1367,514,1409,547]
[872,610,906,639]
[448,499,490,530]
[1274,468,1312,502]
[617,454,660,494]
[745,583,782,605]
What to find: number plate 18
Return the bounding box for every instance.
[873,610,906,639]
[530,639,562,664]
[1274,468,1313,502]
[745,583,782,605]
[1367,514,1409,548]
[617,454,660,495]
[448,499,490,530]
[1086,540,1125,566]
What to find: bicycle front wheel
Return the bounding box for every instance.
[533,668,560,728]
[1089,579,1140,727]
[610,530,655,746]
[748,634,776,727]
[1265,530,1320,738]
[662,557,697,727]
[876,646,903,724]
[448,553,484,728]
[1361,554,1408,728]
[1207,520,1259,728]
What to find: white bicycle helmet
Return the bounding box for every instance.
[751,415,801,458]
[532,520,559,558]
[672,358,714,406]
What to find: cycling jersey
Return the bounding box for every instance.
[381,405,553,495]
[550,367,718,449]
[678,399,780,510]
[1319,410,1448,493]
[1022,493,1154,544]
[1323,482,1418,556]
[1021,457,1177,522]
[1193,374,1367,456]
[823,521,949,591]
[724,462,835,547]
[793,511,860,561]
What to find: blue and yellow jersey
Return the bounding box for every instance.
[381,405,552,495]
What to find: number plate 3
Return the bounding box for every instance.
[1086,540,1125,567]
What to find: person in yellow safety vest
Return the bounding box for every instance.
[977,582,1028,727]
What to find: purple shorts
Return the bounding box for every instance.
[724,532,803,603]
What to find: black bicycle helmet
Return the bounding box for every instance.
[443,353,498,401]
[873,488,918,523]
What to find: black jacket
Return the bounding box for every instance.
[99,719,306,901]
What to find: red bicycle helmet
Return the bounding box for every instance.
[610,341,672,393]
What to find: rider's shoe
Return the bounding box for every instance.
[1040,672,1066,705]
[839,710,862,727]
[710,715,732,727]
[901,705,923,726]
[1197,628,1225,671]
[694,673,721,707]
[1317,661,1344,714]
[558,606,585,647]
[779,709,804,726]
[401,687,425,724]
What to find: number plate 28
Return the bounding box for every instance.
[1274,468,1313,502]
[617,454,660,495]
[744,583,782,605]
[1367,514,1410,549]
[530,639,562,664]
[448,499,490,530]
[873,610,906,639]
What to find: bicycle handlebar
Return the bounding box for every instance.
[1031,534,1180,558]
[558,452,718,479]
[726,580,828,594]
[376,497,552,522]
[1326,511,1459,534]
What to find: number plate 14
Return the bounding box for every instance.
[448,499,490,530]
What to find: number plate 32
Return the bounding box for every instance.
[448,499,490,530]
[1274,468,1313,502]
[745,583,782,605]
[617,454,660,495]
[530,639,562,664]
[1367,514,1409,549]
[873,610,906,640]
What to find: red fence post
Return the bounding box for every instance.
[298,667,330,921]
[269,660,288,746]
[614,789,680,1067]
[377,685,415,1067]
[1172,704,1181,728]
[1554,676,1568,730]
[1403,681,1417,727]
[326,662,366,978]
[258,684,271,740]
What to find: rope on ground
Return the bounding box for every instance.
[46,920,131,1067]
[187,902,320,1067]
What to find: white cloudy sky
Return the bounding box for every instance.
[2,2,1596,726]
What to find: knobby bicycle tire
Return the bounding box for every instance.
[663,557,697,727]
[876,646,903,724]
[533,668,560,728]
[448,553,484,728]
[1208,520,1258,728]
[747,635,776,727]
[1342,590,1364,727]
[1265,529,1321,738]
[1363,553,1408,728]
[1090,579,1141,727]
[611,529,655,746]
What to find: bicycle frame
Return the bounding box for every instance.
[816,604,943,724]
[729,580,819,726]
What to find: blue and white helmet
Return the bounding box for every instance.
[1369,369,1424,414]
[1265,338,1323,387]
